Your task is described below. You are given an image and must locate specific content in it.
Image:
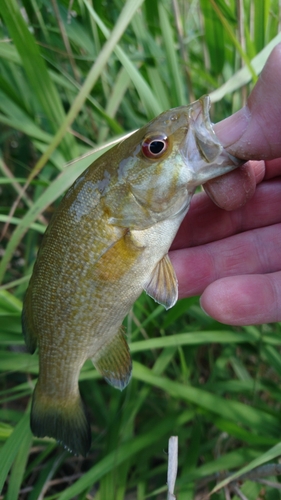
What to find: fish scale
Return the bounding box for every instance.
[22,96,242,456]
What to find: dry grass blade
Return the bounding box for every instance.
[167,436,178,500]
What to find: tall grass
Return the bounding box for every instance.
[0,0,281,498]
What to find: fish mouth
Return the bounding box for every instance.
[181,95,243,188]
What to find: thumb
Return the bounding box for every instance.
[214,43,281,161]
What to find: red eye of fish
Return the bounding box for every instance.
[142,134,168,159]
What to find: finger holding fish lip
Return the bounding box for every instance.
[203,162,256,211]
[216,43,281,161]
[172,178,281,252]
[203,43,281,211]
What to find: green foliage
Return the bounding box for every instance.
[0,0,281,498]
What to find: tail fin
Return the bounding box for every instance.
[30,382,91,456]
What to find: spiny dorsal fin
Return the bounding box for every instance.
[93,329,132,391]
[144,254,178,310]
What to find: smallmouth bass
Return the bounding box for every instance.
[22,96,241,456]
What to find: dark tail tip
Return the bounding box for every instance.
[31,383,91,457]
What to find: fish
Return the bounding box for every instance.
[22,96,241,456]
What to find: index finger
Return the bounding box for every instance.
[172,178,281,250]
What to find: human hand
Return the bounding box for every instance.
[170,43,281,326]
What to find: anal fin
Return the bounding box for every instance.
[144,254,178,310]
[93,329,132,391]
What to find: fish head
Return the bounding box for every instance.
[106,96,242,228]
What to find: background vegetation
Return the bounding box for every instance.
[0,0,281,498]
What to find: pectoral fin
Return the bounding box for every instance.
[144,254,178,310]
[93,329,132,391]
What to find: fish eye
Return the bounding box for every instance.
[142,134,168,159]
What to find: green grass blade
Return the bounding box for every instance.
[130,329,262,352]
[254,0,267,52]
[208,0,258,81]
[98,68,131,143]
[147,67,171,111]
[211,441,281,493]
[0,290,22,313]
[0,0,77,160]
[210,32,281,101]
[83,0,162,117]
[57,416,181,500]
[0,92,53,143]
[4,427,32,500]
[200,0,226,76]
[133,362,280,435]
[0,412,30,494]
[158,3,185,107]
[0,216,45,234]
[28,452,67,500]
[28,0,147,182]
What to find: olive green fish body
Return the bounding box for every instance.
[22,96,241,455]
